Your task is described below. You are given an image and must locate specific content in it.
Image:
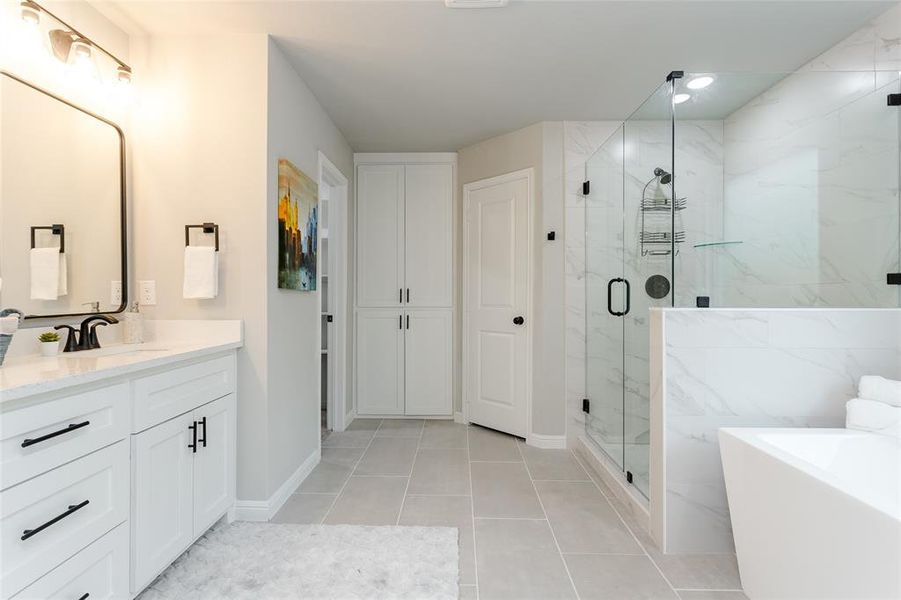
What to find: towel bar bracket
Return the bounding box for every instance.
[185,222,219,251]
[30,224,65,253]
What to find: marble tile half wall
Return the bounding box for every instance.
[649,308,901,554]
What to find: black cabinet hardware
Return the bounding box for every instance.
[77,594,90,600]
[21,499,89,541]
[406,288,410,303]
[399,314,403,329]
[406,315,410,330]
[513,316,525,325]
[582,399,590,414]
[188,421,198,453]
[21,421,90,448]
[326,314,333,323]
[399,288,403,303]
[582,181,590,196]
[547,231,556,241]
[198,416,208,448]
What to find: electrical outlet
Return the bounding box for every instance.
[110,281,122,306]
[139,280,157,305]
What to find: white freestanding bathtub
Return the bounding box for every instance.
[719,428,901,600]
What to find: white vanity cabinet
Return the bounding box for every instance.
[0,340,239,600]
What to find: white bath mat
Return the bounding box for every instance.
[138,522,459,600]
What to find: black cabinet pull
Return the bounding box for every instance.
[406,314,410,329]
[77,594,90,600]
[21,421,90,448]
[198,416,207,448]
[406,288,410,303]
[21,499,89,541]
[398,314,402,330]
[399,288,402,303]
[188,421,197,453]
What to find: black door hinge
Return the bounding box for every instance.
[326,314,334,322]
[666,70,684,82]
[582,399,590,414]
[888,93,901,106]
[888,273,901,285]
[582,181,590,196]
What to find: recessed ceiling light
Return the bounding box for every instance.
[445,0,509,7]
[674,93,691,105]
[687,76,714,90]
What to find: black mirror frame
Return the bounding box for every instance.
[1,70,127,320]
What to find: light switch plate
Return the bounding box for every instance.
[139,280,157,305]
[110,281,122,306]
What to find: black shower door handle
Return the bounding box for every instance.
[607,278,630,317]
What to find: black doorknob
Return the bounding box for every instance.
[513,316,525,325]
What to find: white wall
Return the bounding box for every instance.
[265,37,353,498]
[457,121,567,438]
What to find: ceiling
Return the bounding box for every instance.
[108,0,896,152]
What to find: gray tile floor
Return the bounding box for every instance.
[273,419,747,600]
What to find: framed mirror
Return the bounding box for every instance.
[0,71,127,319]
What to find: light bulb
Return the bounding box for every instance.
[71,36,92,60]
[673,93,691,105]
[117,65,132,84]
[686,76,714,90]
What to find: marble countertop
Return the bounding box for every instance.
[0,320,243,403]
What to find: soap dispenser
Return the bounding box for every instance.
[123,302,144,344]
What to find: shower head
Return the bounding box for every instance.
[654,167,672,184]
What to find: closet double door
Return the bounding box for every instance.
[356,160,454,416]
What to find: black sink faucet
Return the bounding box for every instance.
[55,314,119,352]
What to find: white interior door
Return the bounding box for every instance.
[355,310,405,415]
[464,169,531,438]
[404,309,452,416]
[404,163,453,307]
[356,164,404,307]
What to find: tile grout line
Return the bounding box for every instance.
[319,420,383,524]
[395,421,425,526]
[466,424,481,600]
[569,449,682,597]
[517,441,581,600]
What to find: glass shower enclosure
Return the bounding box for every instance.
[585,70,901,499]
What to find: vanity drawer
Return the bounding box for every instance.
[0,441,128,598]
[131,354,235,432]
[10,523,128,600]
[1,383,129,490]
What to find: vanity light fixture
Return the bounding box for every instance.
[674,93,691,104]
[20,0,41,26]
[21,1,133,86]
[686,76,714,90]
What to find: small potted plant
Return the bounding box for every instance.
[39,331,60,357]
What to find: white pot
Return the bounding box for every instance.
[40,341,59,357]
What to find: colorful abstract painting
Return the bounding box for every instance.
[277,159,318,291]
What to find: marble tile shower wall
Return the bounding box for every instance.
[655,308,901,553]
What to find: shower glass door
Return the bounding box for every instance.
[585,81,674,499]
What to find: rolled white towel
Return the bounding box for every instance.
[846,398,901,438]
[858,376,901,408]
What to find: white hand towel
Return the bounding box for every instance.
[30,247,61,300]
[183,246,218,299]
[58,253,67,297]
[846,398,901,438]
[858,376,901,408]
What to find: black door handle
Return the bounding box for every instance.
[513,316,525,325]
[21,500,90,541]
[622,278,631,316]
[188,421,197,453]
[608,278,629,317]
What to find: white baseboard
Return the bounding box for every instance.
[526,433,566,449]
[233,448,320,522]
[454,411,468,425]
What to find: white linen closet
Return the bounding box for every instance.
[354,153,455,417]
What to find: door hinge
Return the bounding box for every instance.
[326,314,334,322]
[888,93,901,106]
[888,273,901,285]
[666,70,684,82]
[582,399,590,414]
[582,181,590,196]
